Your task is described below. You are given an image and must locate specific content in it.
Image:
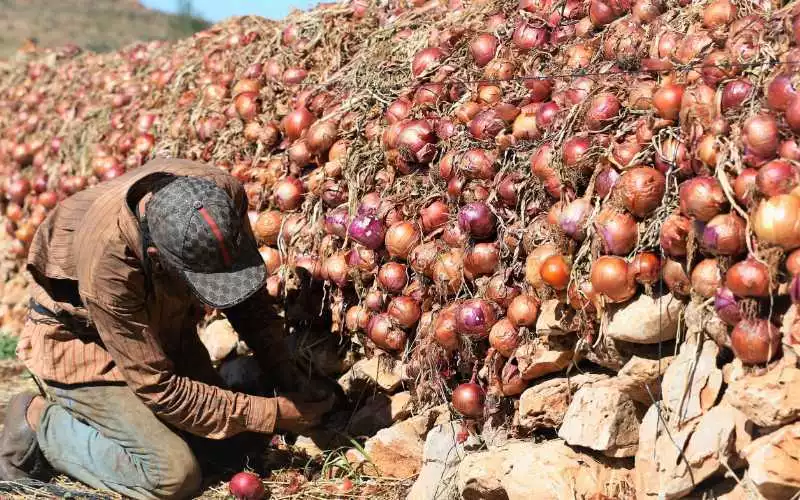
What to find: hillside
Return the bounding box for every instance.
[0,0,209,58]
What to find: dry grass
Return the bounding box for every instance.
[0,0,209,59]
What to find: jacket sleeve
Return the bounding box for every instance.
[84,296,279,439]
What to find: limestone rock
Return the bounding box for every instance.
[198,318,239,363]
[535,299,575,335]
[515,335,575,381]
[684,300,731,350]
[743,422,800,499]
[518,373,609,431]
[635,403,752,499]
[456,439,636,500]
[346,391,413,436]
[407,422,481,500]
[609,355,674,404]
[661,340,723,423]
[725,359,800,428]
[337,355,403,395]
[606,293,683,344]
[558,385,643,457]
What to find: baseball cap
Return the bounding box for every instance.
[145,176,266,309]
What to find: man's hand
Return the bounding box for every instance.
[275,393,336,434]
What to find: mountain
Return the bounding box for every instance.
[0,0,209,58]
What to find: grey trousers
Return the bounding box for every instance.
[35,381,267,500]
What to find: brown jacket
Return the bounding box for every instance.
[17,159,281,439]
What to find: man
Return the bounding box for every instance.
[0,159,334,499]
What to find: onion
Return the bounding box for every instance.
[234,92,259,121]
[364,289,386,312]
[254,210,282,245]
[742,113,779,159]
[229,472,265,500]
[615,167,666,218]
[460,149,497,181]
[595,208,638,255]
[323,253,350,288]
[412,47,446,77]
[701,213,747,256]
[464,242,500,277]
[349,214,386,250]
[5,178,30,205]
[725,258,770,298]
[387,296,422,329]
[691,259,722,298]
[525,244,558,289]
[468,109,507,140]
[470,34,498,67]
[442,222,469,248]
[780,139,800,161]
[452,383,485,418]
[753,194,800,250]
[385,221,421,260]
[513,22,548,51]
[558,198,592,240]
[307,121,338,154]
[679,177,727,222]
[368,314,407,351]
[489,319,520,358]
[591,256,636,303]
[703,0,736,28]
[484,273,519,308]
[721,79,754,112]
[787,249,800,276]
[346,306,371,332]
[535,102,559,132]
[323,207,349,238]
[507,295,539,327]
[562,136,591,169]
[378,262,408,294]
[409,241,441,278]
[433,306,460,351]
[585,93,621,131]
[541,255,571,291]
[630,252,660,285]
[458,202,496,240]
[730,319,781,365]
[396,120,437,165]
[281,107,315,141]
[501,359,528,397]
[787,95,800,134]
[653,83,684,121]
[37,191,58,210]
[662,258,691,297]
[714,287,741,326]
[595,167,620,199]
[455,299,497,338]
[734,168,758,205]
[420,200,449,233]
[757,160,800,197]
[272,177,305,211]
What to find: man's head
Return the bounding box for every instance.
[143,176,265,309]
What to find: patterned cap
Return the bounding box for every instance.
[145,176,266,309]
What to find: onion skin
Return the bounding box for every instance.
[679,177,727,222]
[591,256,637,303]
[660,213,692,257]
[701,213,747,256]
[452,383,485,418]
[730,319,781,365]
[595,208,638,255]
[691,259,722,298]
[616,167,666,218]
[725,259,771,298]
[753,195,800,250]
[662,258,691,297]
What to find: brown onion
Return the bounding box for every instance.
[433,250,464,295]
[346,306,371,332]
[525,244,558,289]
[757,160,800,197]
[734,168,758,205]
[484,273,520,309]
[701,213,747,256]
[753,194,800,250]
[387,296,422,329]
[591,256,636,303]
[726,258,770,298]
[368,314,407,351]
[630,252,661,285]
[540,255,571,291]
[662,258,691,297]
[679,177,727,222]
[730,319,781,365]
[378,262,409,294]
[420,200,450,233]
[254,210,282,246]
[464,243,500,277]
[615,167,666,218]
[489,319,520,357]
[507,295,539,327]
[385,221,421,260]
[691,259,722,298]
[433,306,460,351]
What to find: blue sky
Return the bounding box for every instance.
[140,0,319,21]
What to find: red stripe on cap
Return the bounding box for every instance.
[197,207,233,267]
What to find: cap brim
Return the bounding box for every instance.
[180,235,267,309]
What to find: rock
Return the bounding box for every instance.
[635,403,752,499]
[346,392,413,436]
[515,335,575,381]
[606,355,674,405]
[725,359,800,428]
[742,422,800,499]
[358,405,450,479]
[661,340,723,423]
[337,354,403,396]
[558,385,643,457]
[535,299,575,335]
[456,439,635,500]
[606,293,683,344]
[684,300,731,350]
[518,373,609,431]
[782,305,800,356]
[198,318,239,363]
[407,422,481,500]
[293,435,324,458]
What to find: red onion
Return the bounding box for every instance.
[455,299,497,338]
[229,472,265,499]
[726,258,771,298]
[679,177,727,222]
[756,160,800,197]
[595,208,637,255]
[721,79,754,112]
[412,47,447,77]
[767,73,799,111]
[513,22,548,51]
[558,198,592,240]
[585,93,621,131]
[714,287,741,326]
[349,214,386,250]
[452,383,485,418]
[742,113,779,160]
[731,319,781,365]
[701,213,747,256]
[458,202,496,240]
[470,34,498,67]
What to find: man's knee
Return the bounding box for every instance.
[152,444,202,499]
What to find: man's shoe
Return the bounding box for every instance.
[0,392,52,481]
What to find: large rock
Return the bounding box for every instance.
[516,335,575,381]
[606,355,674,404]
[198,318,239,363]
[742,422,800,499]
[518,373,609,431]
[407,422,481,500]
[535,299,576,335]
[338,354,404,395]
[661,340,723,423]
[356,405,450,479]
[606,293,683,344]
[456,439,635,500]
[635,403,752,499]
[724,360,800,428]
[346,391,412,436]
[558,385,643,457]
